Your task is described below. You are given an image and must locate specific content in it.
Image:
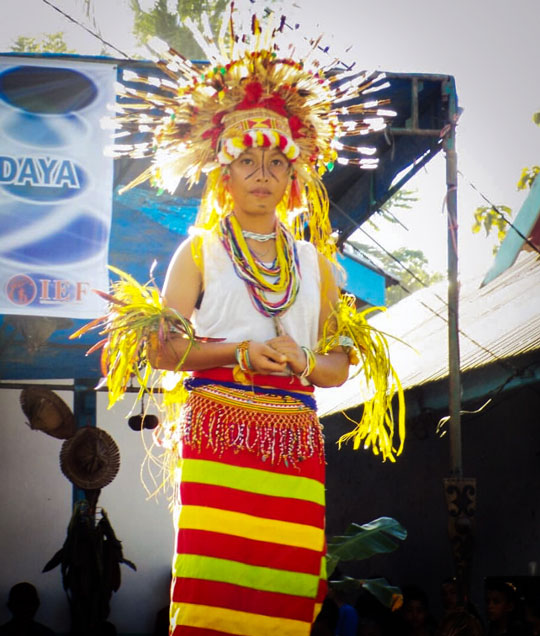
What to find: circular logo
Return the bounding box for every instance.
[6,274,37,306]
[0,66,98,114]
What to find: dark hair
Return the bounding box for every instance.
[436,609,484,636]
[7,582,40,616]
[485,578,518,604]
[402,584,429,607]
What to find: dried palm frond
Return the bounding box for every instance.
[70,265,210,407]
[317,293,405,461]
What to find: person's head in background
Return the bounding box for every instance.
[485,579,518,631]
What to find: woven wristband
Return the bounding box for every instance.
[299,346,316,379]
[235,340,253,372]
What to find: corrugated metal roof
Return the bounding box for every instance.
[317,251,540,417]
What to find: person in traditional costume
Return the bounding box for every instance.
[74,5,405,635]
[156,132,346,636]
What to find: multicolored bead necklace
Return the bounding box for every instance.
[219,213,300,318]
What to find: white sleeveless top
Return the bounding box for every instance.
[192,230,321,349]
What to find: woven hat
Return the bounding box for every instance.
[60,426,120,490]
[20,387,76,440]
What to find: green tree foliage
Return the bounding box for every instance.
[472,204,513,250]
[347,241,444,306]
[517,165,540,191]
[11,32,74,54]
[369,189,418,227]
[471,109,540,252]
[385,247,444,305]
[346,189,444,305]
[129,0,230,59]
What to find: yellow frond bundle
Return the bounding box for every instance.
[318,294,405,461]
[70,266,197,408]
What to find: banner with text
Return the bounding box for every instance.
[0,57,115,318]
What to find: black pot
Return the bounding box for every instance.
[142,414,159,430]
[128,415,143,431]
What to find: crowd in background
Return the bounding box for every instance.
[3,575,540,635]
[312,576,540,636]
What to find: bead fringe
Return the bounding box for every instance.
[165,386,324,468]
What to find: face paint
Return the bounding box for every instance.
[227,147,290,219]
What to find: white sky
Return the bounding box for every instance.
[1,0,539,278]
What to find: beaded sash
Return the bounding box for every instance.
[178,370,324,467]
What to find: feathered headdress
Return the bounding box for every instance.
[105,2,395,259]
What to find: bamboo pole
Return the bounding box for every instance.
[444,107,462,478]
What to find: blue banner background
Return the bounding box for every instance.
[0,58,115,318]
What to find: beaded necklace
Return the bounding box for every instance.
[219,213,300,318]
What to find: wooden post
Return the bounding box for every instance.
[443,87,476,605]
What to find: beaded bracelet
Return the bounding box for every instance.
[338,335,354,349]
[299,346,316,379]
[337,334,359,364]
[235,340,253,372]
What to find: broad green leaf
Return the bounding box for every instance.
[326,553,340,579]
[326,516,407,576]
[328,575,364,593]
[329,576,403,611]
[362,578,403,611]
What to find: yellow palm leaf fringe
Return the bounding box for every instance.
[70,265,197,408]
[317,294,405,462]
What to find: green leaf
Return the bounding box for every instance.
[329,575,365,593]
[362,578,403,610]
[326,553,340,579]
[326,517,407,577]
[517,166,540,191]
[42,548,64,573]
[329,576,403,611]
[474,207,486,222]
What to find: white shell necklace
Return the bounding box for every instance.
[242,229,276,242]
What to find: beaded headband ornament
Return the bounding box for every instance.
[107,2,395,258]
[217,107,300,164]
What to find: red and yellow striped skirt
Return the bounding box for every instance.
[169,369,327,636]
